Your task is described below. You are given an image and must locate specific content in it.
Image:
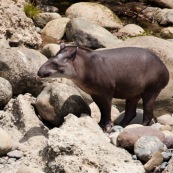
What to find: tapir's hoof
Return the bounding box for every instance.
[99,122,113,133]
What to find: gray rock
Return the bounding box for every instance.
[0,128,12,156]
[134,136,167,162]
[34,12,61,28]
[155,9,173,25]
[46,114,145,173]
[117,126,165,150]
[36,83,91,126]
[110,125,123,133]
[160,161,168,171]
[66,2,122,29]
[66,17,121,49]
[0,0,42,48]
[162,156,173,173]
[0,46,55,96]
[41,17,70,40]
[161,151,172,161]
[115,109,154,125]
[0,77,12,107]
[38,4,59,13]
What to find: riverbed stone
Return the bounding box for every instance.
[144,151,163,172]
[41,43,60,58]
[41,17,70,41]
[34,12,61,28]
[134,136,166,162]
[117,126,165,150]
[36,82,91,126]
[162,130,173,148]
[161,27,173,38]
[16,166,44,173]
[0,77,12,108]
[0,46,55,96]
[89,102,119,123]
[0,128,12,156]
[0,0,42,48]
[66,2,122,29]
[157,114,173,125]
[47,114,145,173]
[118,24,145,37]
[66,17,121,49]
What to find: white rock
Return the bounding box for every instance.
[47,114,145,173]
[0,128,12,156]
[89,102,119,123]
[118,24,145,36]
[66,2,122,29]
[157,114,173,125]
[41,18,70,40]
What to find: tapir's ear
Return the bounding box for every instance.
[60,43,66,49]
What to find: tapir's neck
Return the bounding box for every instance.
[70,48,102,94]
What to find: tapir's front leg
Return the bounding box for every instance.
[91,95,113,132]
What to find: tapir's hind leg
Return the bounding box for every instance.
[141,87,162,125]
[119,95,141,127]
[91,95,113,132]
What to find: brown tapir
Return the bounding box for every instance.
[38,43,169,132]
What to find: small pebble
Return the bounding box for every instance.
[161,151,172,161]
[160,161,168,170]
[7,150,23,159]
[110,125,123,133]
[132,155,138,160]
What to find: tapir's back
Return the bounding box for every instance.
[92,47,169,99]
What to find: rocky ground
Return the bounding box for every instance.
[1,0,173,172]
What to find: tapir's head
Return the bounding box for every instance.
[38,43,78,79]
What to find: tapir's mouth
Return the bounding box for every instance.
[37,70,50,78]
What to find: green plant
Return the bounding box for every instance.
[24,3,41,19]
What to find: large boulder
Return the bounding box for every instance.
[0,94,48,172]
[0,128,13,156]
[41,17,70,41]
[66,17,121,49]
[0,46,56,96]
[111,36,173,116]
[155,9,173,25]
[66,2,122,29]
[0,0,42,48]
[46,114,145,173]
[36,83,91,126]
[0,77,12,107]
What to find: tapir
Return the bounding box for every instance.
[38,43,169,132]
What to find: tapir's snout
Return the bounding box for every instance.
[37,65,50,78]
